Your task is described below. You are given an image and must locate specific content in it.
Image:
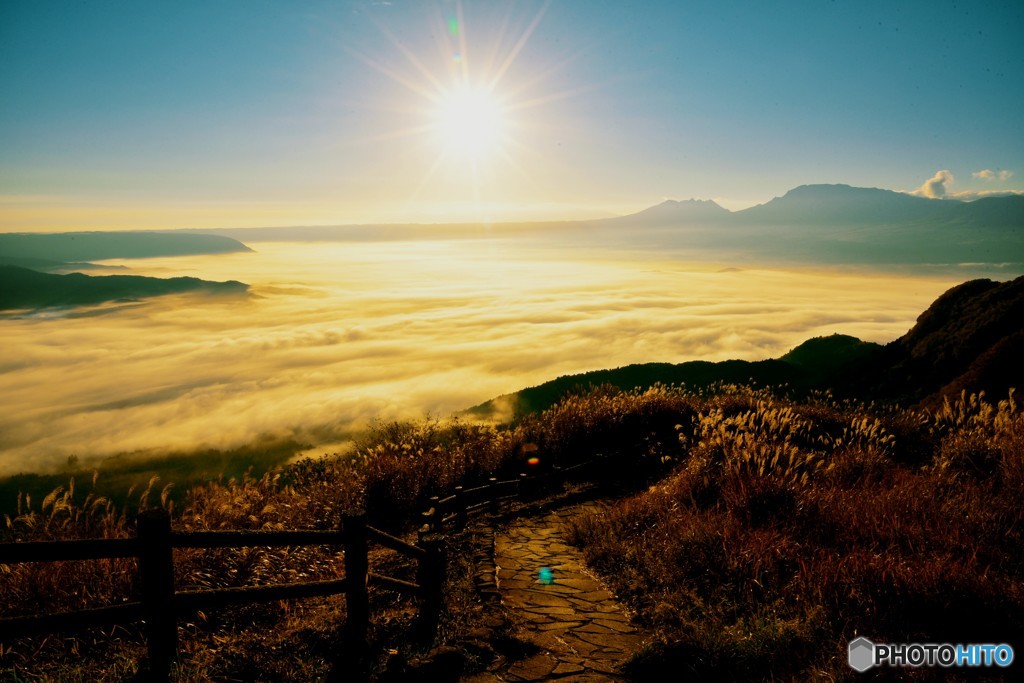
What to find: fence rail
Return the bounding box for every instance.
[1,537,139,563]
[0,451,618,679]
[418,456,609,536]
[0,510,443,680]
[171,529,348,549]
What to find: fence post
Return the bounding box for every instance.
[428,496,441,532]
[518,472,529,502]
[453,486,467,530]
[343,513,369,651]
[488,477,499,515]
[137,508,176,681]
[550,464,564,495]
[419,507,436,539]
[415,534,445,643]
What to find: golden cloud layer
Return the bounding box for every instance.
[0,239,966,475]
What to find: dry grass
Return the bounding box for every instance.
[3,386,1022,680]
[566,388,1024,681]
[0,418,521,681]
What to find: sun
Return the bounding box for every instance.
[434,85,506,160]
[353,1,567,204]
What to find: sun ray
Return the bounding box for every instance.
[351,124,436,146]
[487,0,552,91]
[455,1,471,85]
[351,0,594,214]
[348,50,441,103]
[366,16,448,96]
[507,80,614,113]
[410,150,450,202]
[481,10,515,85]
[496,144,540,192]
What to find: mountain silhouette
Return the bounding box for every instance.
[0,232,251,266]
[733,184,951,226]
[851,275,1024,405]
[0,265,249,311]
[597,184,1024,265]
[467,334,881,420]
[469,276,1024,419]
[602,198,730,226]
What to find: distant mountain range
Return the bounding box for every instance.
[602,198,731,226]
[0,265,248,311]
[0,232,253,311]
[0,232,251,270]
[607,184,1023,228]
[154,184,1023,266]
[468,274,1024,419]
[596,184,1024,265]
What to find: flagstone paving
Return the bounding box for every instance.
[481,504,648,681]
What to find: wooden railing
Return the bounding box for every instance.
[0,453,624,679]
[0,510,444,680]
[417,456,607,535]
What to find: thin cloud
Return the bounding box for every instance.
[948,189,1024,201]
[972,169,1013,181]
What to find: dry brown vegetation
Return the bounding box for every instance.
[566,387,1024,681]
[2,385,1022,680]
[0,423,509,680]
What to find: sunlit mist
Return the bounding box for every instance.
[0,236,967,475]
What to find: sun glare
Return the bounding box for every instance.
[435,86,506,159]
[352,2,563,206]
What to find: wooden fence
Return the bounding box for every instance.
[0,510,444,680]
[417,456,608,535]
[0,453,617,679]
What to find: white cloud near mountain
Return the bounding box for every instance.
[972,169,1013,181]
[911,169,1021,201]
[913,170,955,198]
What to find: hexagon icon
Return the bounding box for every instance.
[848,637,875,672]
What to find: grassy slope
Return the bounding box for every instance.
[3,386,1022,680]
[566,388,1024,680]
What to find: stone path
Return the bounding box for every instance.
[482,504,648,681]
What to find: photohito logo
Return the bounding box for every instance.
[848,637,1014,671]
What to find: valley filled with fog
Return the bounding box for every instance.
[0,230,985,475]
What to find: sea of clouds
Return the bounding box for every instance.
[0,236,966,475]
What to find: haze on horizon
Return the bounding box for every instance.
[1,0,1022,231]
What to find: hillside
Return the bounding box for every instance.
[0,265,249,311]
[468,334,880,419]
[471,275,1024,419]
[853,275,1024,404]
[0,231,251,265]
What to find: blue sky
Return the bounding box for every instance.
[1,0,1022,229]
